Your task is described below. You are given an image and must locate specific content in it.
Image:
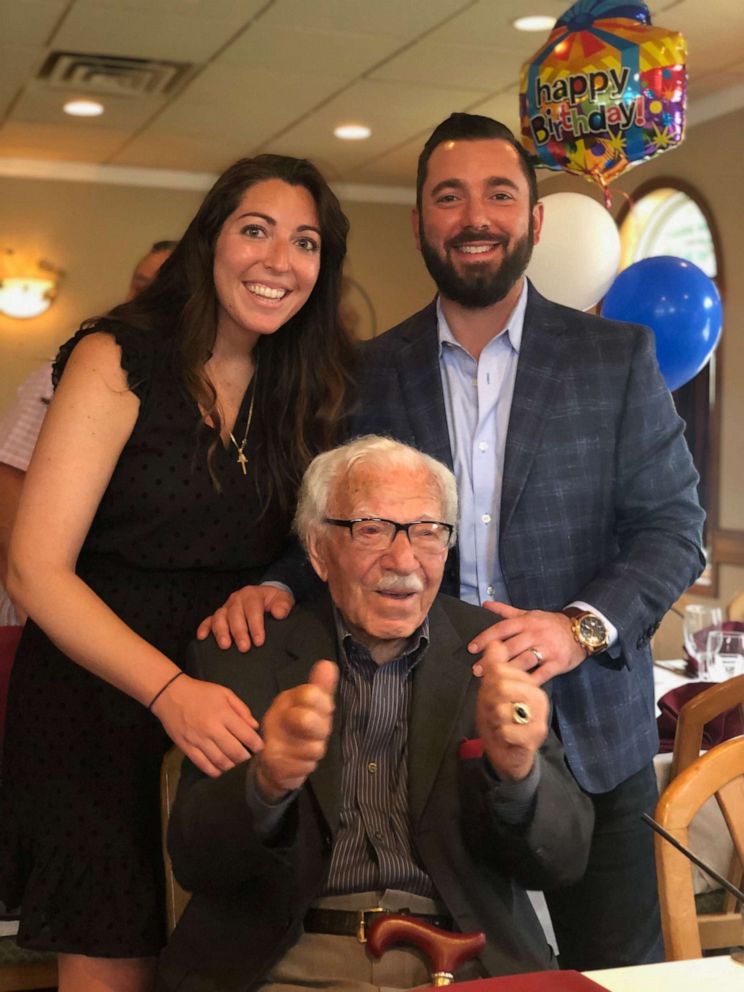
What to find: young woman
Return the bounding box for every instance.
[0,155,353,991]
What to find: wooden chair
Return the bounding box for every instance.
[655,736,744,960]
[160,746,191,936]
[667,674,744,951]
[670,673,744,779]
[727,590,744,623]
[0,943,57,992]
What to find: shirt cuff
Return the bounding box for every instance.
[482,753,541,825]
[568,600,618,649]
[261,580,293,595]
[244,761,297,839]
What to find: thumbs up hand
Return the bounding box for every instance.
[255,660,338,802]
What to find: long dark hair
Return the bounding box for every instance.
[104,154,354,511]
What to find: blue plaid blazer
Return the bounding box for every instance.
[350,283,705,793]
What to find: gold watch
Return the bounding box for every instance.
[563,607,609,655]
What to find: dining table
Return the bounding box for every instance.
[584,952,744,990]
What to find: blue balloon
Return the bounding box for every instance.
[601,256,722,391]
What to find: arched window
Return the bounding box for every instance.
[617,180,723,591]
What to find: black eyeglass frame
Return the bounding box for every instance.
[323,516,454,549]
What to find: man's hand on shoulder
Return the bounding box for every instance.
[196,584,295,652]
[469,601,587,686]
[254,660,338,803]
[475,642,549,782]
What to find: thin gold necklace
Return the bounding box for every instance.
[228,358,258,476]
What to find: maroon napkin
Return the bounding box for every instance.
[657,680,744,753]
[686,620,744,675]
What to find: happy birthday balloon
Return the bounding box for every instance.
[519,0,687,192]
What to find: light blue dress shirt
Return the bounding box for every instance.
[437,281,617,646]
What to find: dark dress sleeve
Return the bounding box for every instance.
[53,321,157,408]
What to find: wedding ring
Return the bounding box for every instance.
[529,647,544,665]
[512,702,532,725]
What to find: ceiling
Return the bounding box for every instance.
[1,0,743,192]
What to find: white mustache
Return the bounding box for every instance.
[375,574,424,594]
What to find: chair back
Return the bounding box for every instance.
[655,736,744,960]
[670,674,744,778]
[727,590,744,623]
[160,746,191,935]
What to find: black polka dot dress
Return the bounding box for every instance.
[0,323,292,957]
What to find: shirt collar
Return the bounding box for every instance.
[332,605,430,673]
[436,277,529,358]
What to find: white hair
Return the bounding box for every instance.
[294,435,458,551]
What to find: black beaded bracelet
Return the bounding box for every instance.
[147,670,184,711]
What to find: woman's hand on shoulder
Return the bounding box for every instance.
[196,584,295,652]
[151,672,264,778]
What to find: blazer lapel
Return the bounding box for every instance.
[277,599,344,834]
[500,284,572,537]
[408,599,474,828]
[394,301,454,470]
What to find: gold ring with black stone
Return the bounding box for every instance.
[511,702,532,725]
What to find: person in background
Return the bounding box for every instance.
[202,114,705,972]
[0,155,353,992]
[158,436,593,992]
[0,240,176,626]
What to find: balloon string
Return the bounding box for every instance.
[605,187,635,213]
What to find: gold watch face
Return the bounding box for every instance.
[578,615,607,650]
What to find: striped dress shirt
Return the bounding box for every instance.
[324,614,434,897]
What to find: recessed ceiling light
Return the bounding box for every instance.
[512,15,556,32]
[63,99,104,117]
[334,123,371,141]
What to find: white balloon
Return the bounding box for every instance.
[527,192,621,311]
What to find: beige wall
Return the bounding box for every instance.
[0,179,433,403]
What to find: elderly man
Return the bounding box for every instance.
[159,437,592,992]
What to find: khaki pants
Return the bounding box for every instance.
[259,890,483,992]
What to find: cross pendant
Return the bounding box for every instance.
[236,449,248,475]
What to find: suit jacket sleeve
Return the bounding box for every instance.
[568,325,705,658]
[460,729,594,891]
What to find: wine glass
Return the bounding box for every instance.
[683,604,723,676]
[705,630,744,682]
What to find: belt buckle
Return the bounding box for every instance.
[356,906,385,943]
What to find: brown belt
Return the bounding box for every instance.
[304,906,454,944]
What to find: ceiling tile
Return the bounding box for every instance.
[52,3,253,62]
[180,60,346,104]
[110,131,246,172]
[0,45,47,110]
[0,119,130,160]
[464,87,522,134]
[369,40,522,91]
[256,0,473,38]
[262,78,491,180]
[0,0,68,46]
[9,82,168,130]
[422,0,562,50]
[221,22,403,75]
[149,68,348,147]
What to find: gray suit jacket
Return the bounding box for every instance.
[349,284,705,792]
[158,594,593,992]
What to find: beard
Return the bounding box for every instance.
[419,220,534,309]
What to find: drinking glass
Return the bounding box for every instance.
[683,604,723,675]
[705,630,744,682]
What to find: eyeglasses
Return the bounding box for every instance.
[323,517,454,552]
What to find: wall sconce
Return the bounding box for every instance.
[0,250,64,319]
